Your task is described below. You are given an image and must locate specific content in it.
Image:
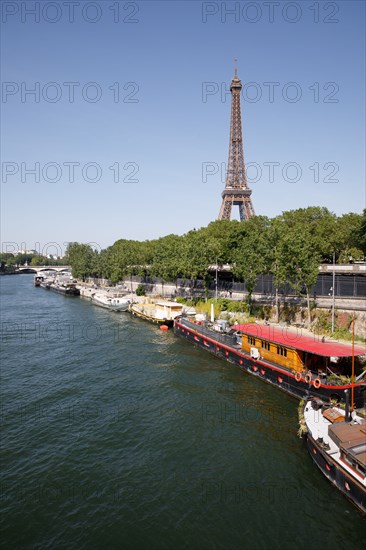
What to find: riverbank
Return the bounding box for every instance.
[76,278,366,341]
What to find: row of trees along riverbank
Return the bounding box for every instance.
[0,253,65,271]
[66,207,366,325]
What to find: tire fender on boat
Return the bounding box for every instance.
[295,372,302,382]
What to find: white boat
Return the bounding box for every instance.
[91,292,130,312]
[129,300,184,326]
[34,274,45,286]
[301,396,366,514]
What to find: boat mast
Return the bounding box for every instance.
[351,313,355,411]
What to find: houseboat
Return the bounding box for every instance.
[301,396,366,514]
[91,292,130,312]
[49,279,80,296]
[40,275,80,296]
[34,274,44,287]
[129,301,184,327]
[173,317,366,407]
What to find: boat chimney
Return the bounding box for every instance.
[344,389,351,422]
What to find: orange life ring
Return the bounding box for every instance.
[313,378,321,389]
[295,372,302,382]
[305,373,312,384]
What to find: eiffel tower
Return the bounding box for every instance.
[218,63,255,221]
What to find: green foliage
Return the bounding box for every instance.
[0,253,15,268]
[175,297,188,304]
[232,216,272,312]
[357,209,366,255]
[150,234,185,281]
[327,374,352,386]
[30,256,46,266]
[0,252,66,268]
[332,328,365,344]
[135,284,145,296]
[65,208,364,300]
[311,311,365,343]
[65,243,98,280]
[226,301,248,313]
[313,310,332,333]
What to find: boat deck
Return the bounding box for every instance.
[179,317,242,349]
[304,401,366,480]
[304,402,341,456]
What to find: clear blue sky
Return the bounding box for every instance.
[1,0,365,255]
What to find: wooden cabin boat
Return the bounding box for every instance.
[173,318,366,406]
[301,397,366,514]
[129,301,184,327]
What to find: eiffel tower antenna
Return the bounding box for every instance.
[234,58,237,76]
[218,65,255,221]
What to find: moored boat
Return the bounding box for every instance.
[34,274,44,287]
[40,275,55,290]
[301,396,366,514]
[91,292,130,312]
[42,275,80,295]
[49,280,80,295]
[173,316,366,406]
[129,301,184,327]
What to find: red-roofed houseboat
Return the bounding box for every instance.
[173,317,366,406]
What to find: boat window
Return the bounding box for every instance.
[277,346,287,357]
[261,340,270,351]
[341,451,355,468]
[248,336,256,345]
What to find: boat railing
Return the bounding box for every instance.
[179,316,241,348]
[178,318,366,387]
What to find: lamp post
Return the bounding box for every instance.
[215,259,218,301]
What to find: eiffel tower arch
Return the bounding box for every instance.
[218,64,255,221]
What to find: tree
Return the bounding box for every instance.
[150,234,184,282]
[232,216,271,312]
[276,225,320,326]
[65,243,96,280]
[0,253,15,269]
[335,212,364,262]
[30,256,46,266]
[267,219,288,322]
[357,209,366,255]
[14,254,33,266]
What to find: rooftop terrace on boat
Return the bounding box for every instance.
[235,324,366,357]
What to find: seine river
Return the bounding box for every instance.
[1,275,364,549]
